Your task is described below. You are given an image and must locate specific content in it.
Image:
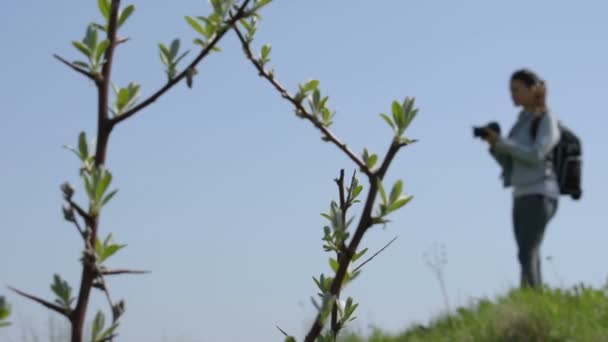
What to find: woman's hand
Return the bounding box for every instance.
[482,128,499,147]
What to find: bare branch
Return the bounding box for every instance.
[232,25,372,177]
[8,286,70,319]
[353,236,398,273]
[70,218,86,239]
[100,269,150,276]
[53,54,96,82]
[276,325,289,337]
[110,0,253,127]
[67,198,93,226]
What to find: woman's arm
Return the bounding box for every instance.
[493,114,560,166]
[488,146,510,169]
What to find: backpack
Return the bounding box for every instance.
[531,115,583,200]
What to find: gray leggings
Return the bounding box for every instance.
[512,194,558,288]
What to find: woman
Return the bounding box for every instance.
[483,68,561,289]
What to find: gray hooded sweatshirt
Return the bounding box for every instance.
[490,110,561,199]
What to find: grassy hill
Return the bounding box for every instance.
[341,284,608,342]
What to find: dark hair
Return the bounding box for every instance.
[511,69,542,87]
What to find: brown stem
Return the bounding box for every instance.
[330,170,347,338]
[305,141,408,341]
[305,177,378,342]
[110,0,253,127]
[377,139,403,179]
[232,26,371,178]
[71,2,121,341]
[8,286,69,319]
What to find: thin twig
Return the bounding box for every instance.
[67,198,93,225]
[53,54,96,81]
[331,169,347,338]
[276,325,289,337]
[70,218,86,239]
[353,236,398,273]
[101,269,150,276]
[8,286,70,319]
[232,25,371,177]
[110,0,253,127]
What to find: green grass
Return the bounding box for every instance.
[340,284,608,342]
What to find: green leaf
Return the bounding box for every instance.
[210,0,224,15]
[352,184,363,200]
[118,4,135,28]
[303,80,319,93]
[389,180,403,204]
[83,174,95,200]
[0,297,11,321]
[95,40,109,63]
[91,22,108,32]
[98,0,110,19]
[100,243,126,264]
[117,88,130,110]
[240,18,255,35]
[158,43,172,60]
[261,44,271,61]
[84,25,98,52]
[78,132,88,161]
[312,89,321,110]
[169,39,180,60]
[388,196,413,213]
[174,50,190,66]
[193,38,206,47]
[126,83,141,108]
[97,323,119,341]
[95,237,104,260]
[391,100,404,130]
[96,169,112,202]
[321,108,333,126]
[253,0,272,11]
[50,274,73,312]
[159,45,170,66]
[102,189,118,207]
[98,234,126,264]
[377,180,387,205]
[367,154,378,169]
[403,96,415,115]
[185,16,206,36]
[352,248,368,263]
[72,41,92,58]
[404,108,418,131]
[284,337,296,342]
[320,213,332,221]
[380,113,396,131]
[312,276,322,291]
[329,258,339,273]
[91,311,105,341]
[73,61,90,69]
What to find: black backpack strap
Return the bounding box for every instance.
[530,114,543,140]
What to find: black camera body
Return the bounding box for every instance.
[473,121,501,139]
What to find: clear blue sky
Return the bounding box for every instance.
[2,1,607,341]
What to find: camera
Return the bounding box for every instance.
[473,121,501,139]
